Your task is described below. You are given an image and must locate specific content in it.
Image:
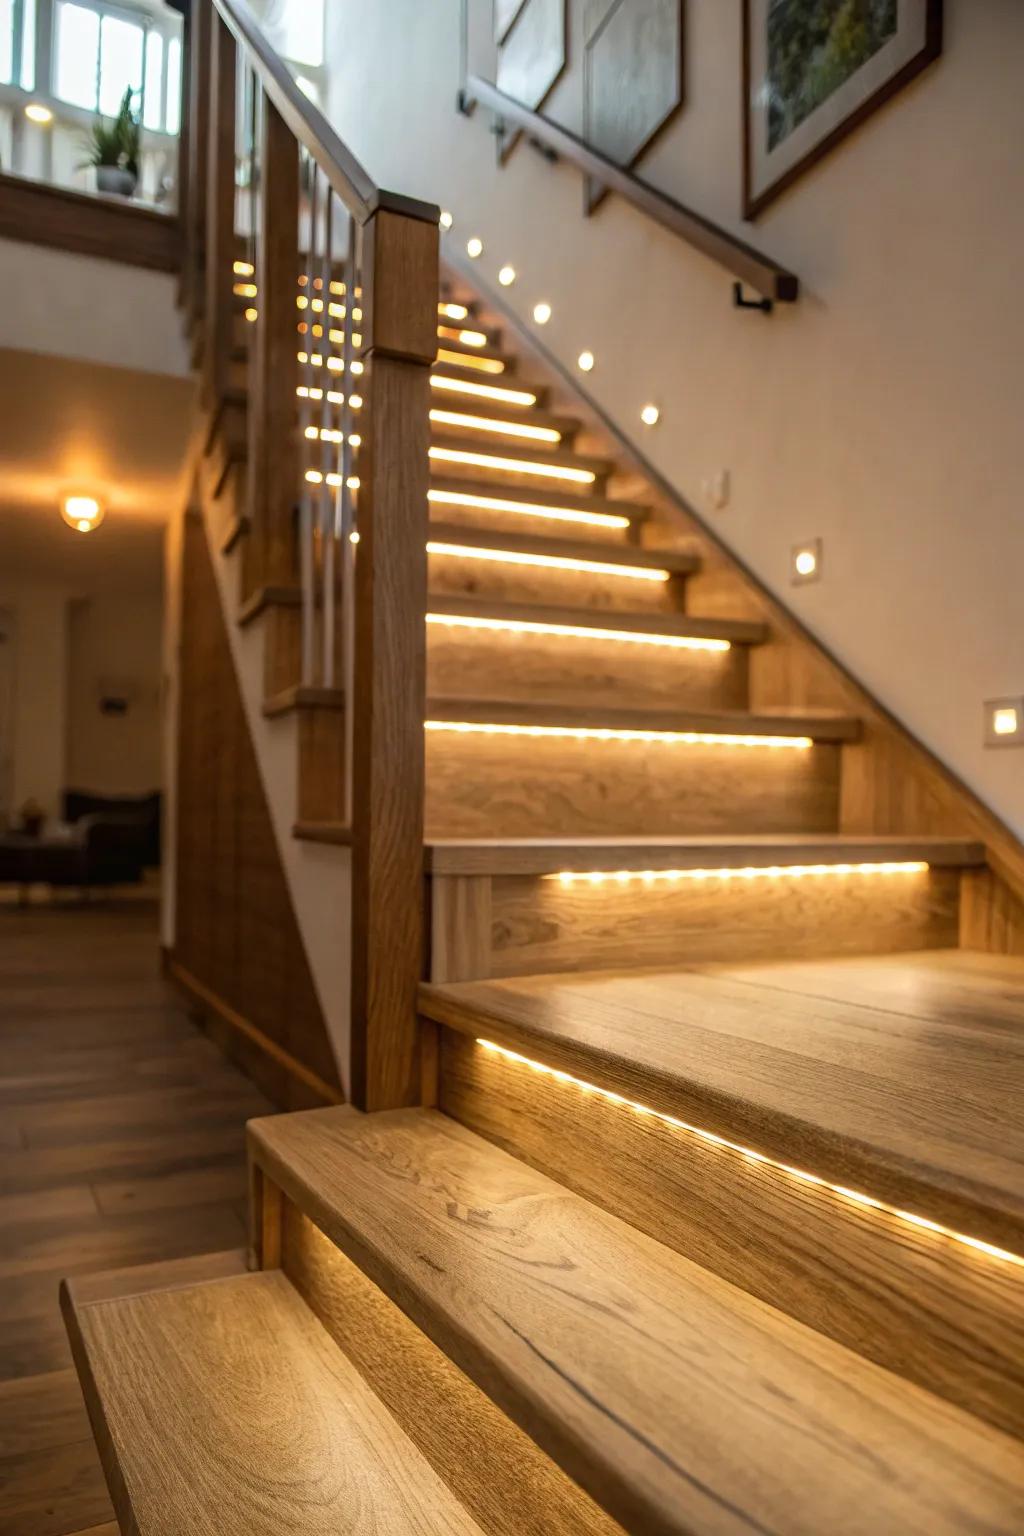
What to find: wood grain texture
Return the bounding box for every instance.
[202,9,237,408]
[349,206,437,1112]
[282,1203,623,1536]
[420,950,1024,1253]
[961,867,1024,954]
[182,0,211,318]
[426,731,840,839]
[63,1269,487,1535]
[173,517,340,1105]
[440,1028,1024,1441]
[251,1105,1024,1536]
[0,173,180,271]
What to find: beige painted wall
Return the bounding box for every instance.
[322,0,1024,838]
[0,581,69,821]
[66,594,163,795]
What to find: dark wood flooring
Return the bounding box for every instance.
[0,901,271,1536]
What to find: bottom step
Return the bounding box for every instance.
[62,1261,485,1534]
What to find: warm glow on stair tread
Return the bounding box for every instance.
[427,487,633,530]
[426,540,672,580]
[429,446,599,483]
[426,611,728,650]
[431,374,537,406]
[429,409,562,443]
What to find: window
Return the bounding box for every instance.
[53,0,182,135]
[1,0,36,90]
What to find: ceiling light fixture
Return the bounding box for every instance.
[61,494,104,534]
[25,103,54,125]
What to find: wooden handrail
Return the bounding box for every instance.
[210,0,437,227]
[462,74,799,305]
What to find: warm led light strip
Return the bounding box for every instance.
[475,1039,1023,1267]
[438,326,488,348]
[430,409,560,444]
[426,612,725,651]
[427,487,629,531]
[425,721,812,748]
[431,375,537,407]
[551,861,929,887]
[298,353,363,375]
[439,301,469,321]
[426,541,669,582]
[233,260,255,277]
[429,446,595,484]
[437,348,505,374]
[233,281,257,298]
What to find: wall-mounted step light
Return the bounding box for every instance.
[985,697,1024,746]
[533,303,552,325]
[467,237,484,258]
[440,210,454,230]
[578,351,595,372]
[641,404,660,426]
[791,538,822,584]
[498,266,516,286]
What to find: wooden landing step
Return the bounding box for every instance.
[425,696,861,741]
[251,1104,1024,1536]
[63,1254,485,1535]
[420,948,1024,1256]
[424,833,986,875]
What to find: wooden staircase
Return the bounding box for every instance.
[67,0,1024,1529]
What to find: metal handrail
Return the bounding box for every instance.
[461,74,799,306]
[211,0,436,226]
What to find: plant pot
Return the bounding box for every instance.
[96,166,137,198]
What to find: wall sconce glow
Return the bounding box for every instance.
[550,861,929,887]
[984,697,1024,747]
[578,351,595,372]
[640,404,660,426]
[426,612,727,651]
[425,720,812,748]
[61,495,104,533]
[466,237,484,258]
[532,303,552,325]
[473,1039,1023,1268]
[440,210,454,230]
[498,266,516,287]
[792,538,822,584]
[25,103,54,124]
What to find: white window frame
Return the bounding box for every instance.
[49,0,181,136]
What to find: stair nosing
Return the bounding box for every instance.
[425,594,761,644]
[426,522,696,573]
[425,695,861,741]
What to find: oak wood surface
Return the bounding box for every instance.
[426,592,765,643]
[420,950,1024,1252]
[440,1028,1024,1441]
[0,174,180,272]
[251,1104,1024,1536]
[202,9,237,408]
[64,1269,487,1535]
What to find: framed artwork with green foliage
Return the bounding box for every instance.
[743,0,943,218]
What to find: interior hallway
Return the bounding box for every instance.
[0,901,270,1536]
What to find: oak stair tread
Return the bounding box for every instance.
[249,1103,1024,1536]
[423,832,987,875]
[427,521,684,570]
[62,1265,485,1536]
[238,584,302,626]
[430,363,549,404]
[426,593,765,643]
[263,685,345,718]
[419,948,1024,1254]
[429,476,650,524]
[430,435,613,483]
[425,695,861,740]
[429,396,579,440]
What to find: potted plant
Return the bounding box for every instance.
[81,87,140,197]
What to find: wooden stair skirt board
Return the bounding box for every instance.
[249,1105,1024,1536]
[61,1263,488,1536]
[426,836,985,979]
[422,953,1024,1442]
[173,516,341,1110]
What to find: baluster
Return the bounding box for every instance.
[299,164,321,684]
[182,0,211,325]
[349,205,439,1111]
[338,214,359,813]
[203,5,236,410]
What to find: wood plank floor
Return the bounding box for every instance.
[421,947,1024,1254]
[0,901,271,1536]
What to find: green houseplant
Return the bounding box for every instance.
[82,86,141,197]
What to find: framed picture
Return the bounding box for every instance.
[583,0,685,213]
[743,0,943,219]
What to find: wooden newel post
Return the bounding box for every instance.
[248,97,300,588]
[203,6,236,409]
[349,200,439,1112]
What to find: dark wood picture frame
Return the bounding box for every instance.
[742,0,943,220]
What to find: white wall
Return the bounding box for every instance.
[322,0,1024,838]
[0,237,189,376]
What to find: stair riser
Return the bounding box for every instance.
[278,1197,622,1536]
[428,866,962,981]
[427,551,688,615]
[437,1028,1024,1445]
[425,734,840,839]
[427,627,748,713]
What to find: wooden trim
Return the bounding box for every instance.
[211,0,437,227]
[349,208,438,1111]
[182,0,212,318]
[0,173,180,271]
[462,74,798,303]
[167,957,344,1105]
[203,7,237,408]
[248,96,300,586]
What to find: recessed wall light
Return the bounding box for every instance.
[440,210,454,230]
[498,265,516,286]
[791,539,822,584]
[25,103,54,125]
[984,697,1024,747]
[640,404,660,426]
[578,350,595,372]
[61,494,104,533]
[467,237,483,258]
[532,303,552,325]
